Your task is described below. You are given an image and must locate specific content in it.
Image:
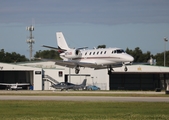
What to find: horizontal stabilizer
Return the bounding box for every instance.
[42,45,67,52]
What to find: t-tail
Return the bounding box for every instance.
[56,32,70,51]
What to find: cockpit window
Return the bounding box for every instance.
[113,49,125,54]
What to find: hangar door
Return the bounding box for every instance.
[0,71,33,90]
[109,73,162,90]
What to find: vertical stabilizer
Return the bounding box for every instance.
[56,32,70,50]
[81,79,87,86]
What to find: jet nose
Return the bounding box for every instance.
[125,54,134,62]
[129,55,134,62]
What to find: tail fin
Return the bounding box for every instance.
[81,79,87,86]
[56,32,70,50]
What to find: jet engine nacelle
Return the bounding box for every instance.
[64,49,82,58]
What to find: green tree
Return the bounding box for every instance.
[126,47,152,63]
[0,49,28,63]
[97,45,106,49]
[154,51,169,66]
[0,49,5,62]
[34,50,61,60]
[126,47,169,66]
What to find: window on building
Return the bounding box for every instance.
[58,71,63,77]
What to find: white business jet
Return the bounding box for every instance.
[0,83,30,90]
[43,32,134,74]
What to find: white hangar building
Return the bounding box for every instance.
[0,61,169,91]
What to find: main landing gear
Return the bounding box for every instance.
[107,65,128,75]
[75,65,80,74]
[108,66,113,75]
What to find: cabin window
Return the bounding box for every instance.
[112,51,114,54]
[100,51,103,54]
[104,51,106,54]
[89,52,92,55]
[93,52,95,55]
[85,52,87,55]
[97,51,99,54]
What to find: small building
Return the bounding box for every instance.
[0,62,42,90]
[0,62,64,90]
[110,65,169,91]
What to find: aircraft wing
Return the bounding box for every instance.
[55,60,122,69]
[0,83,12,86]
[55,60,99,68]
[16,83,30,86]
[0,83,30,86]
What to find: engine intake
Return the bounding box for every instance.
[65,49,82,58]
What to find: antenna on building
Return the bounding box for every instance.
[26,25,35,61]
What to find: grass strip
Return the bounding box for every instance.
[0,101,169,120]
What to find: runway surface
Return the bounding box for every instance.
[0,96,169,102]
[0,91,168,102]
[0,90,166,94]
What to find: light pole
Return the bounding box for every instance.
[164,37,168,66]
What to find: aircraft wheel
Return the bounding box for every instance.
[75,69,79,74]
[108,70,112,75]
[124,67,127,71]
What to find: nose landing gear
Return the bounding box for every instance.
[122,62,128,72]
[124,66,128,72]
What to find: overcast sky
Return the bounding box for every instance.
[0,0,169,58]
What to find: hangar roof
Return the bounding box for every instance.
[17,61,64,70]
[3,61,169,73]
[114,65,169,73]
[0,62,41,71]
